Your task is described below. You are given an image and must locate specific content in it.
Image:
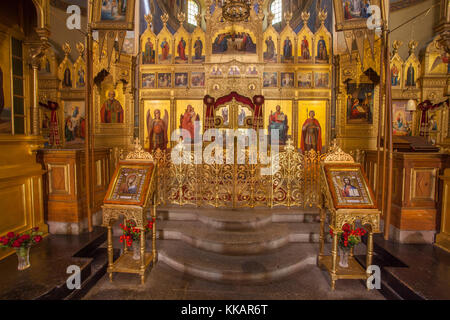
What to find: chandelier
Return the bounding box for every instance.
[222,0,252,22]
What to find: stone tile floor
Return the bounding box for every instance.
[83,257,385,300]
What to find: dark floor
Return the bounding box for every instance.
[1,228,449,300]
[0,228,106,300]
[370,235,450,300]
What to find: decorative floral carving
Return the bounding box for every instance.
[322,140,355,163]
[122,138,154,161]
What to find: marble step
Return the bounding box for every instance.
[156,220,321,255]
[157,239,318,283]
[156,206,320,230]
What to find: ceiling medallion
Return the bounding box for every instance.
[222,0,252,22]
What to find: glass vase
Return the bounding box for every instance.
[132,241,140,260]
[15,246,31,271]
[339,247,350,268]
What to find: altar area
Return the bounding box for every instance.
[0,0,449,301]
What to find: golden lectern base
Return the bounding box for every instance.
[108,251,155,284]
[318,255,369,290]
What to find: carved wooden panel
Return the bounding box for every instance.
[410,168,437,202]
[48,164,70,195]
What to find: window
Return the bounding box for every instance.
[188,0,199,26]
[271,0,282,25]
[11,37,25,135]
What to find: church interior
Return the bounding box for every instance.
[0,0,449,301]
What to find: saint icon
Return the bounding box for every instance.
[301,110,322,152]
[177,37,187,62]
[100,91,124,123]
[147,109,169,151]
[268,105,289,145]
[300,36,310,60]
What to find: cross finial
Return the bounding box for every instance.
[285,138,295,151]
[301,11,310,24]
[144,14,153,30]
[318,9,327,25]
[62,42,71,57]
[408,40,418,55]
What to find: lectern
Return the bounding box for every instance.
[102,139,158,284]
[317,142,381,290]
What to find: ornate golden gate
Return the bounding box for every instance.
[151,140,322,209]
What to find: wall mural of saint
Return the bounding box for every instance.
[142,38,155,64]
[63,68,72,88]
[264,36,276,62]
[176,37,188,63]
[316,36,329,63]
[300,36,311,61]
[282,37,293,63]
[193,37,204,62]
[180,104,200,142]
[301,110,322,153]
[76,68,85,88]
[100,91,124,123]
[405,63,416,87]
[268,105,289,145]
[147,109,169,151]
[159,38,171,63]
[391,64,400,86]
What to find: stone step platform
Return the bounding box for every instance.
[158,239,318,283]
[156,206,320,231]
[157,220,321,255]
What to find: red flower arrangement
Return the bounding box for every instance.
[329,223,366,249]
[0,227,43,251]
[119,219,155,247]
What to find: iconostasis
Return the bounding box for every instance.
[38,39,135,151]
[139,7,332,153]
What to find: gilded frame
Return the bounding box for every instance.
[324,163,377,209]
[104,161,154,206]
[91,0,136,30]
[333,0,381,31]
